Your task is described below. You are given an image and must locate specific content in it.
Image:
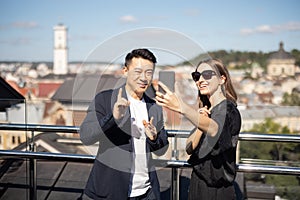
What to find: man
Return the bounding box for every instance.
[80,48,169,200]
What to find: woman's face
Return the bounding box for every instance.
[194,63,221,96]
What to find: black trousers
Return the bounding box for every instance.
[128,187,157,200]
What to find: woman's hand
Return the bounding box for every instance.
[155,81,183,113]
[198,106,210,117]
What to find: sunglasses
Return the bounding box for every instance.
[191,70,216,82]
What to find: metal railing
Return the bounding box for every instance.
[1,123,300,200]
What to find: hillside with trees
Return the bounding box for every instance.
[181,49,300,70]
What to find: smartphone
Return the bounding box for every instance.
[158,71,175,94]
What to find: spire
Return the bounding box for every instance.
[279,41,284,51]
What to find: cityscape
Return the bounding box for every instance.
[1,24,299,135]
[0,23,299,199]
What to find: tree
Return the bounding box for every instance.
[245,118,294,161]
[240,118,300,199]
[282,91,300,106]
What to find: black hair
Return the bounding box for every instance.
[124,48,157,67]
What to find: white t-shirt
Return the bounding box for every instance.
[127,93,151,197]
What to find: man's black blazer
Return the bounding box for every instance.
[80,84,169,200]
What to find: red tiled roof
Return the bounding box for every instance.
[38,82,62,98]
[6,80,38,97]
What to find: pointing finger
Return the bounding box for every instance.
[149,117,154,125]
[117,88,122,100]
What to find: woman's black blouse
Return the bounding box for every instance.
[188,100,242,187]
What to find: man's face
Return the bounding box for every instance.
[124,57,154,99]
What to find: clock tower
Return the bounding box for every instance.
[53,24,68,75]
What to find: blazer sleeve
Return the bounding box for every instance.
[80,98,103,145]
[80,90,120,145]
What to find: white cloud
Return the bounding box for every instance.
[240,28,254,35]
[70,34,97,41]
[0,21,39,30]
[184,8,200,17]
[282,21,300,31]
[0,37,32,45]
[240,21,300,35]
[256,25,273,33]
[119,15,138,23]
[12,21,39,29]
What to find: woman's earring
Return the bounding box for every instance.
[221,85,226,95]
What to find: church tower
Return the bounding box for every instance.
[267,42,295,77]
[53,24,68,75]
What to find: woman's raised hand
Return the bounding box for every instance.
[155,81,183,113]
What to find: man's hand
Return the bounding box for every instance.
[143,117,157,141]
[113,88,130,120]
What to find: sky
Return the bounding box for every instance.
[0,0,300,65]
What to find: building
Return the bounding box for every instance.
[239,106,300,132]
[267,42,296,77]
[0,76,26,149]
[53,24,68,75]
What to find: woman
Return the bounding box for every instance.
[156,58,241,200]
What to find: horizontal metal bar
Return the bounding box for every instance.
[167,160,191,168]
[1,150,300,176]
[237,164,300,176]
[0,123,190,135]
[0,123,79,133]
[0,150,94,163]
[165,130,190,137]
[238,132,300,143]
[166,160,300,176]
[1,123,300,143]
[240,158,300,166]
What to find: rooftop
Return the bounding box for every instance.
[269,42,294,60]
[0,76,25,112]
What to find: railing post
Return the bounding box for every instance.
[171,133,179,200]
[29,130,37,200]
[171,167,181,200]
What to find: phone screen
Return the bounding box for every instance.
[158,71,175,94]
